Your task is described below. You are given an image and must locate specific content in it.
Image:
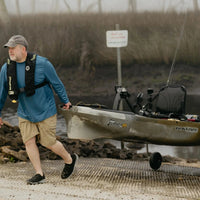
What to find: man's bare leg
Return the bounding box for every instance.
[25,137,43,175]
[47,140,72,164]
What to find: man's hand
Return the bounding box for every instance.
[0,117,3,128]
[63,102,72,110]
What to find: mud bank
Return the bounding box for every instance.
[0,120,146,163]
[1,120,200,169]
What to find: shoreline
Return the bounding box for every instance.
[0,120,200,169]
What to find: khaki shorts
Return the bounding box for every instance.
[18,114,57,147]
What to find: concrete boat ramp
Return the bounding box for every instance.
[0,158,200,200]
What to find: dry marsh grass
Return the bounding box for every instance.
[0,11,200,69]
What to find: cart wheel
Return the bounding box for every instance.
[149,152,162,171]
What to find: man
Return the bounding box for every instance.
[0,35,78,185]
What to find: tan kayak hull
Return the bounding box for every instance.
[59,106,200,146]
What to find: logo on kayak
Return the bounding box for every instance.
[107,119,127,128]
[175,126,198,133]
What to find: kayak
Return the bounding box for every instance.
[59,85,200,171]
[59,105,200,146]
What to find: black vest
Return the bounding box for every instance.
[7,52,47,102]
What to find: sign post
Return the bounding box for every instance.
[106,25,128,149]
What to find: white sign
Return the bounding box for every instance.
[106,30,128,48]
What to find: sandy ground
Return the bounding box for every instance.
[0,158,200,200]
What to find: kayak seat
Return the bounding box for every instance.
[154,85,186,119]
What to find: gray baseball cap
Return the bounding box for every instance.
[4,35,28,49]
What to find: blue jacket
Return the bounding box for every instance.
[0,55,69,122]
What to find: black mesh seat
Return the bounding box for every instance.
[155,85,186,117]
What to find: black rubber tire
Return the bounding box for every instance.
[149,152,162,171]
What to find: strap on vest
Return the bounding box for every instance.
[7,58,19,101]
[19,81,49,93]
[24,53,37,97]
